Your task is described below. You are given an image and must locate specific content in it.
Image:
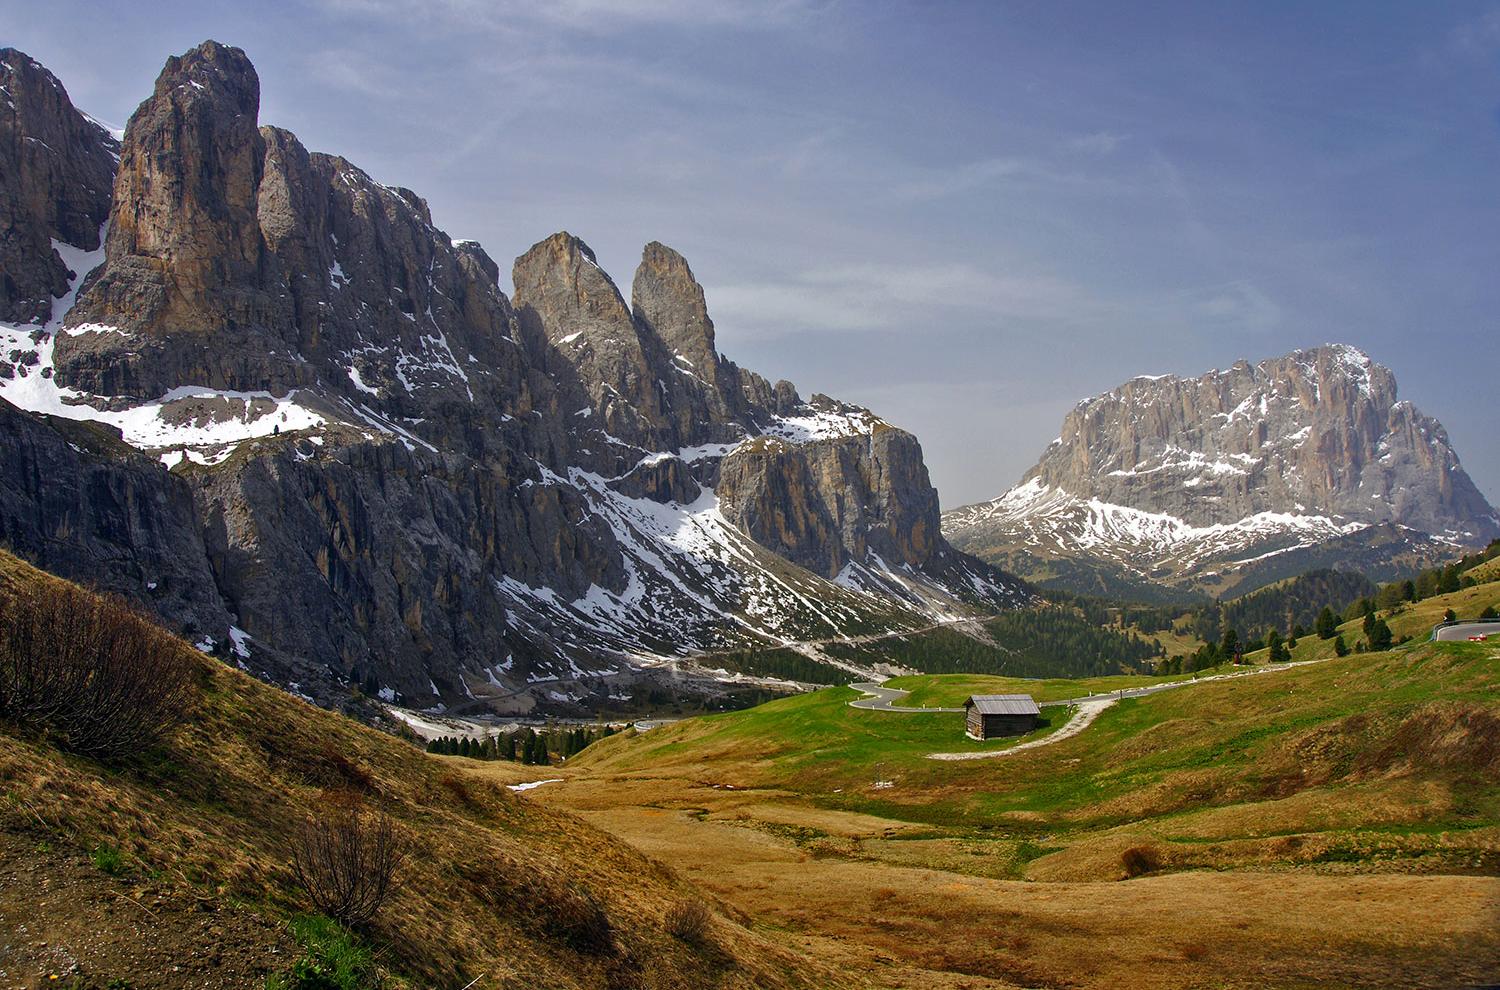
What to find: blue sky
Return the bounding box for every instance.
[4,1,1498,508]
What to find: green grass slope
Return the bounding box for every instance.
[576,641,1500,879]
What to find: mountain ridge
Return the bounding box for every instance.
[944,343,1499,600]
[0,40,1027,718]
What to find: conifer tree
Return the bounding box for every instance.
[1315,606,1339,640]
[1334,634,1349,657]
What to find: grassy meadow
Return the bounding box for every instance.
[521,626,1500,988]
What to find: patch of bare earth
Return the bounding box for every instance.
[0,830,293,989]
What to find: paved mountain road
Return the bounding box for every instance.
[1433,622,1500,641]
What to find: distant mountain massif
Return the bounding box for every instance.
[944,344,1500,602]
[0,42,1026,718]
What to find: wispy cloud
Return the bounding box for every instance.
[1182,279,1283,335]
[302,47,406,99]
[706,259,1104,336]
[1445,7,1500,57]
[1067,130,1127,155]
[891,157,1034,202]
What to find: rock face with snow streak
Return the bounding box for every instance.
[0,41,1027,716]
[944,345,1500,600]
[0,48,117,325]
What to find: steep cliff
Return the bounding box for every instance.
[944,345,1500,600]
[0,41,1026,716]
[0,48,116,325]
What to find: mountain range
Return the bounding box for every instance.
[943,344,1500,602]
[0,41,1025,718]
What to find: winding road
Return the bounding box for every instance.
[1433,621,1500,642]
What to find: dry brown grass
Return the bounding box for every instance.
[0,550,847,990]
[523,637,1500,988]
[539,793,1500,990]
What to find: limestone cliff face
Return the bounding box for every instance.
[0,400,227,636]
[717,421,941,578]
[0,41,1028,714]
[0,48,117,324]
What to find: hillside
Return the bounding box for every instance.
[944,345,1499,601]
[522,636,1500,988]
[0,549,843,989]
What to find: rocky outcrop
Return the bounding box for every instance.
[632,241,724,394]
[945,345,1500,599]
[0,41,1029,715]
[68,43,276,341]
[0,398,227,635]
[717,423,941,578]
[0,48,117,324]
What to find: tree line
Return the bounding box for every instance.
[821,607,1164,680]
[426,724,616,764]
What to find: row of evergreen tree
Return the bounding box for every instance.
[821,607,1165,681]
[425,724,617,764]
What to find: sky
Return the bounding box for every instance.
[4,1,1498,508]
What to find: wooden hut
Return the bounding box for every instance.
[964,694,1040,739]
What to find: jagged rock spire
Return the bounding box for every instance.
[632,241,719,387]
[69,41,277,337]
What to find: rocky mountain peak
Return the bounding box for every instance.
[512,231,632,337]
[155,40,259,113]
[945,342,1499,600]
[632,241,719,384]
[69,40,275,340]
[1028,342,1490,534]
[0,47,117,324]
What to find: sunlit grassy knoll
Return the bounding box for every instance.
[543,639,1500,989]
[1239,568,1500,664]
[578,684,1072,787]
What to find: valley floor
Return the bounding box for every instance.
[468,644,1500,989]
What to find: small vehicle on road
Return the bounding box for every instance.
[1468,634,1488,642]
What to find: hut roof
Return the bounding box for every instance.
[965,694,1041,716]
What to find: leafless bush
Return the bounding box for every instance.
[0,580,195,759]
[291,795,405,927]
[1120,845,1162,878]
[664,898,712,945]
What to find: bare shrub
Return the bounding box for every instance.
[549,883,615,956]
[1120,845,1162,878]
[291,794,405,927]
[664,898,712,945]
[0,580,195,759]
